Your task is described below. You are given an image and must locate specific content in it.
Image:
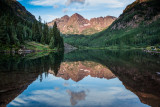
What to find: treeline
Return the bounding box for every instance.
[0,0,64,50]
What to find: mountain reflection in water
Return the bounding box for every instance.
[0,50,160,107]
[67,90,86,106]
[49,61,116,82]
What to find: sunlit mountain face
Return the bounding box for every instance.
[47,13,116,35]
[0,50,160,107]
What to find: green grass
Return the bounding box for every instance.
[0,41,58,52]
[25,42,48,50]
[25,41,57,51]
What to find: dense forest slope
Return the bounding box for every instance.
[63,0,160,49]
[0,0,36,22]
[0,0,64,51]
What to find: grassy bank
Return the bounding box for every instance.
[25,41,56,51]
[0,41,57,53]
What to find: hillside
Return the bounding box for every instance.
[0,0,36,22]
[0,0,64,52]
[48,13,116,35]
[63,0,160,49]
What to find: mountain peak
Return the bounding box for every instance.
[61,15,70,20]
[71,13,84,19]
[61,15,69,18]
[73,13,81,16]
[124,0,153,13]
[48,14,116,35]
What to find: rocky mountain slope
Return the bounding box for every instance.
[64,0,160,48]
[111,0,160,30]
[48,13,116,35]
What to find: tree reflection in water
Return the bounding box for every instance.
[0,51,64,107]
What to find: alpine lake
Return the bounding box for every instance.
[0,49,160,107]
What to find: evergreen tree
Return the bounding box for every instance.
[10,25,20,46]
[52,22,58,46]
[41,23,49,44]
[38,16,42,23]
[41,33,45,44]
[48,22,64,50]
[32,22,35,41]
[0,15,10,45]
[47,29,52,44]
[49,37,55,49]
[38,16,43,42]
[16,23,24,43]
[35,22,40,42]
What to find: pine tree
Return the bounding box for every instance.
[41,23,49,44]
[6,34,10,44]
[35,22,40,42]
[32,22,36,41]
[11,25,20,46]
[38,16,42,23]
[49,37,55,49]
[0,15,10,45]
[47,29,52,44]
[44,23,49,44]
[38,16,43,42]
[49,22,64,50]
[52,22,57,46]
[16,23,24,43]
[41,33,45,44]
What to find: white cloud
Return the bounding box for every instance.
[66,0,85,6]
[53,4,59,8]
[29,0,135,18]
[30,0,134,8]
[30,0,65,6]
[63,8,69,13]
[10,102,21,106]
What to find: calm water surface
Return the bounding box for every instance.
[0,50,160,107]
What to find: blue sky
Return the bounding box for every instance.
[18,0,135,22]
